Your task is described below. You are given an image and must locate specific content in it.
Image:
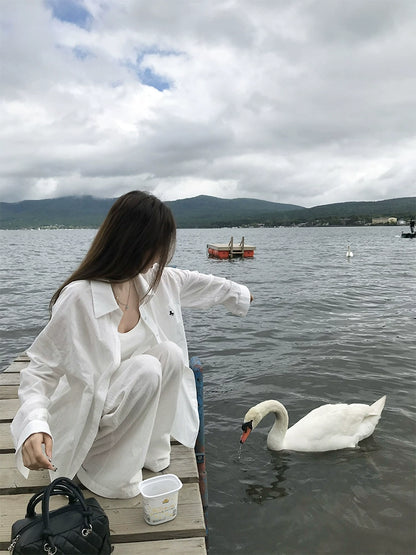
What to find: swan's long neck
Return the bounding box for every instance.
[252,400,289,451]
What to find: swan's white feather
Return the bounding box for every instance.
[284,399,384,451]
[244,396,385,452]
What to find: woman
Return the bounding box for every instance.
[11,191,252,498]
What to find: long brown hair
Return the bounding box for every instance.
[50,191,176,311]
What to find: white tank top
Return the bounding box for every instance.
[118,318,156,361]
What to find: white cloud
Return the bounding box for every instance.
[0,0,415,206]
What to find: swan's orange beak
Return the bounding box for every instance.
[240,421,253,444]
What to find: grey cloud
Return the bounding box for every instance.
[305,0,416,44]
[0,0,415,205]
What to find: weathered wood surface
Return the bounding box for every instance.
[0,537,207,555]
[0,484,204,548]
[0,399,18,422]
[0,374,20,386]
[112,538,207,554]
[0,446,198,492]
[0,356,207,554]
[2,361,28,373]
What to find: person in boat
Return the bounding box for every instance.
[11,191,252,498]
[410,218,415,234]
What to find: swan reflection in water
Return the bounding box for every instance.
[242,433,383,507]
[243,453,292,505]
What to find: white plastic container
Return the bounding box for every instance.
[138,474,183,525]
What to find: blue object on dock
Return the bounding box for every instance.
[190,356,208,535]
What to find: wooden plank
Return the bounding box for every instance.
[0,544,207,555]
[0,425,198,479]
[0,374,20,386]
[0,423,15,452]
[103,488,205,544]
[0,424,14,453]
[0,483,205,549]
[0,386,18,400]
[0,356,22,401]
[2,361,28,374]
[0,444,198,494]
[13,353,29,363]
[112,537,207,554]
[0,454,51,492]
[1,544,207,555]
[0,400,19,423]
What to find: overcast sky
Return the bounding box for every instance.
[1,0,415,207]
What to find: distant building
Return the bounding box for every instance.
[372,217,397,225]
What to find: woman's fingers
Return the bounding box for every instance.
[22,433,55,471]
[43,433,53,460]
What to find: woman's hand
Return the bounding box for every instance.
[22,432,56,471]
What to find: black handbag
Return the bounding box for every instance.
[9,477,112,554]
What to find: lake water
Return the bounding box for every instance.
[1,226,415,554]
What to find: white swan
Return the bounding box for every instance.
[346,245,353,257]
[240,396,386,452]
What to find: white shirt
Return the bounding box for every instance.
[11,266,251,479]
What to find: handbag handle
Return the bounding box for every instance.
[42,477,92,527]
[26,483,79,518]
[26,478,94,552]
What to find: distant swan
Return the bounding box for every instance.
[346,245,353,257]
[240,396,386,452]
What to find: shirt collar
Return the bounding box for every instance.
[90,280,118,318]
[90,274,156,319]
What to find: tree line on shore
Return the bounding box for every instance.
[0,194,415,229]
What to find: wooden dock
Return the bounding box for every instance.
[207,236,255,259]
[0,354,207,554]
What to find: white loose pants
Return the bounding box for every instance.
[76,341,184,498]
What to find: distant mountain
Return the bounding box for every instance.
[0,195,302,229]
[0,196,114,229]
[0,194,415,229]
[290,197,416,220]
[272,197,416,226]
[168,195,302,227]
